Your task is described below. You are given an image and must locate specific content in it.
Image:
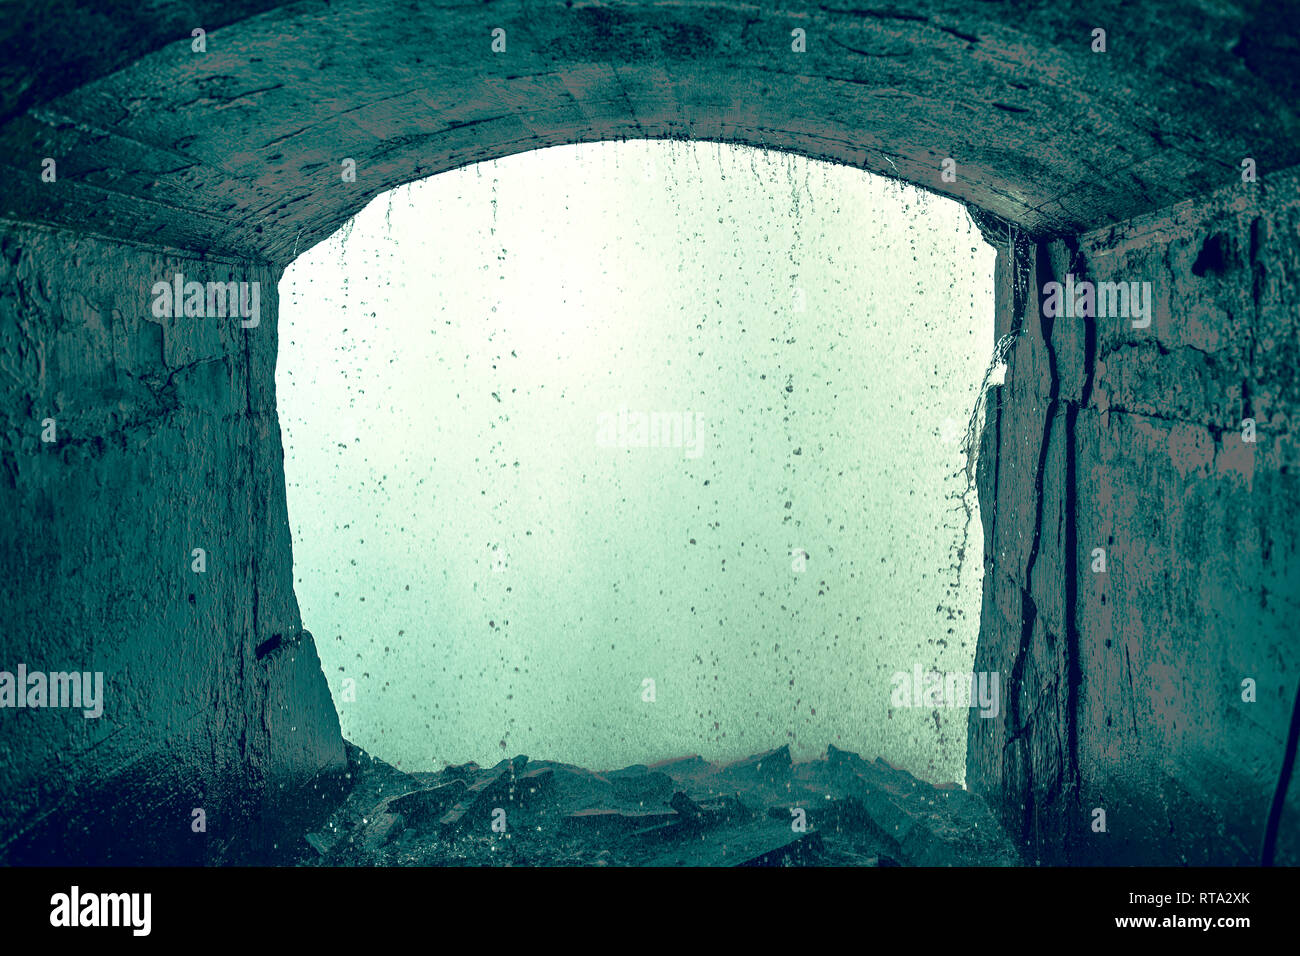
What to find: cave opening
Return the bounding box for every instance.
[276,139,998,789]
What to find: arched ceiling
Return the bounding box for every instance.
[2,0,1297,263]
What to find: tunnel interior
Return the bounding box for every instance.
[1,0,1297,866]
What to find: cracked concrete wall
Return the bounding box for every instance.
[969,168,1300,865]
[0,225,345,863]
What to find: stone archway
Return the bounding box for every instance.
[1,0,1296,864]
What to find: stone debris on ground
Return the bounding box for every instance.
[301,741,1020,866]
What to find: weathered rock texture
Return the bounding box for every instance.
[4,0,1298,257]
[969,169,1300,865]
[305,743,1018,866]
[0,0,1296,863]
[0,227,346,863]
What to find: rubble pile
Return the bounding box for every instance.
[299,743,1020,867]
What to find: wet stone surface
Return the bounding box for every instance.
[300,742,1019,867]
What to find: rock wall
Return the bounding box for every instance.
[968,167,1300,865]
[0,225,345,863]
[5,0,1297,260]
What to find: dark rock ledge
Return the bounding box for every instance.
[299,742,1020,867]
